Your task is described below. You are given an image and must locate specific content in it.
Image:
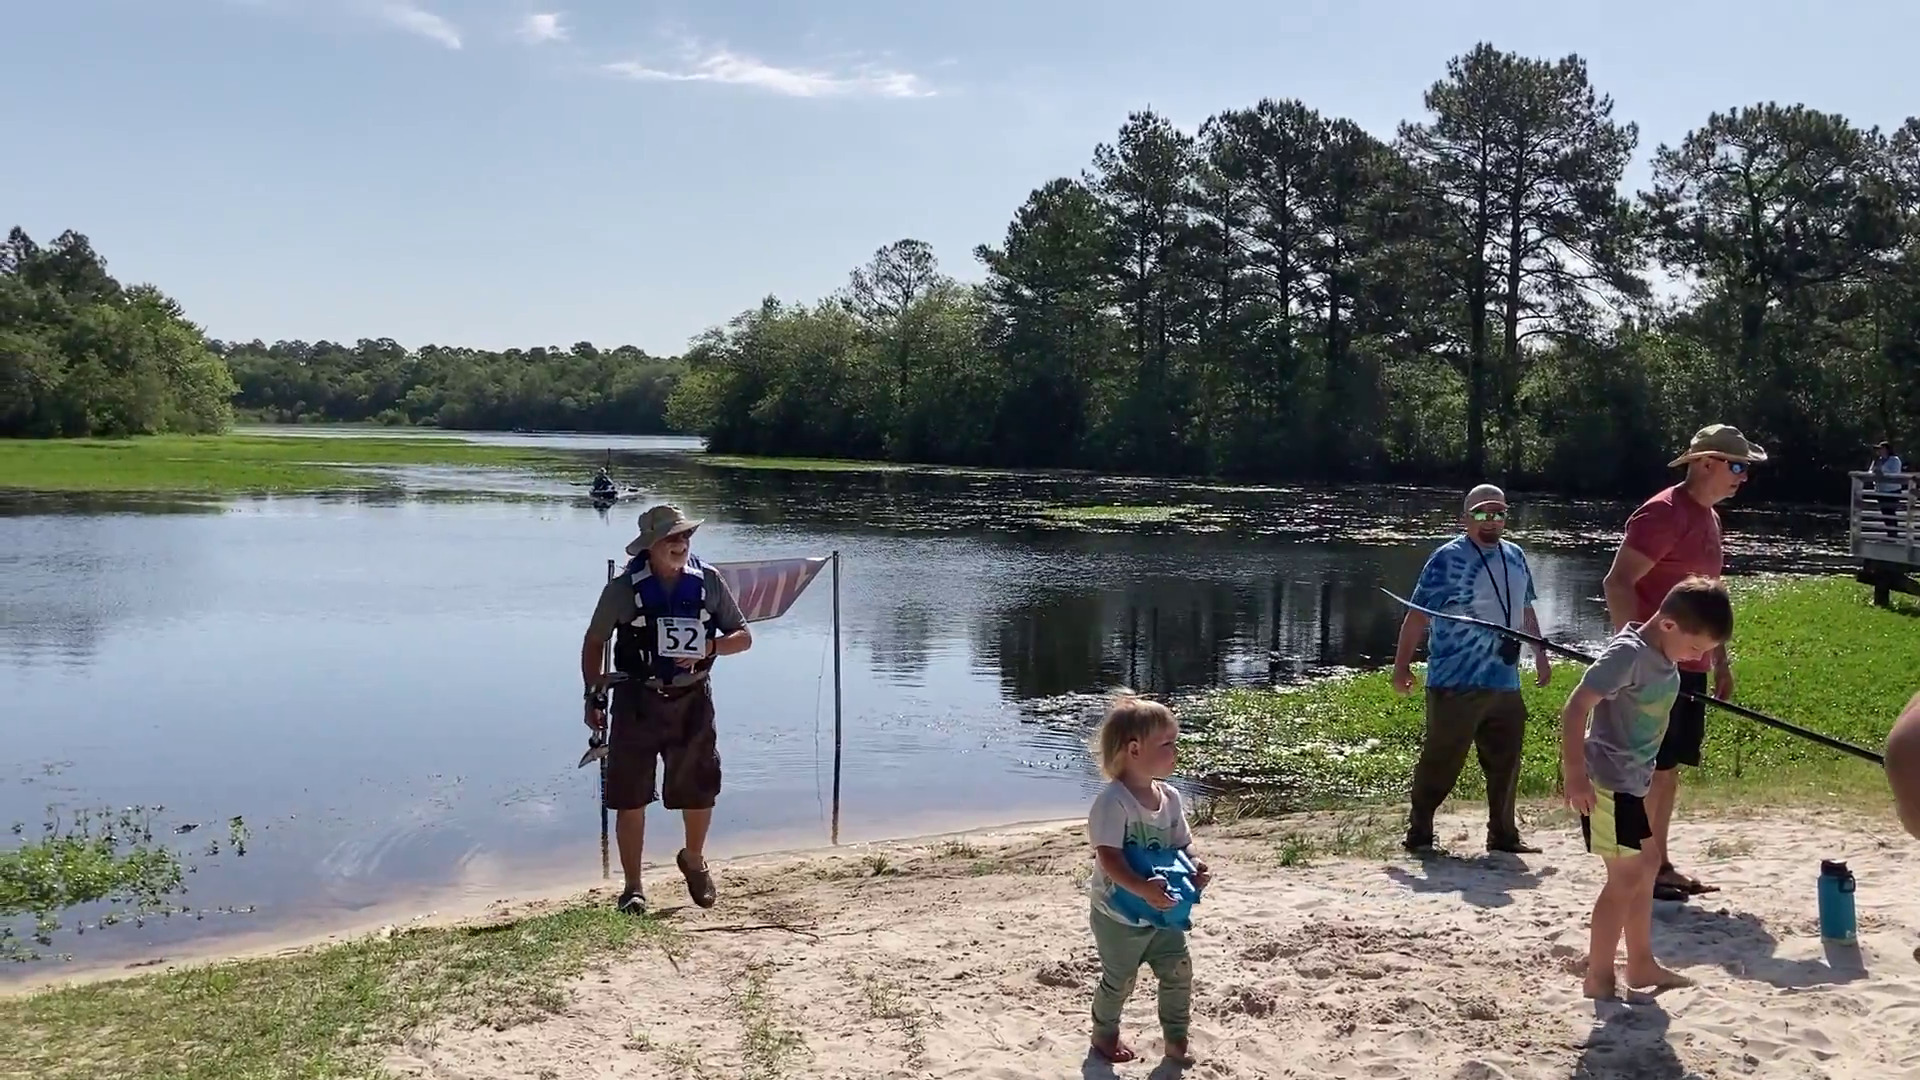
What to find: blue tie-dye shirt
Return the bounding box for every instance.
[1409,535,1538,691]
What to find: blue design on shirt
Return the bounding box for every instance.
[1408,535,1539,691]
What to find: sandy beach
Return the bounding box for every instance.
[375,805,1920,1080]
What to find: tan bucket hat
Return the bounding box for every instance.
[1668,424,1769,468]
[625,504,703,557]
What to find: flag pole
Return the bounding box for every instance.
[830,549,844,845]
[601,557,615,880]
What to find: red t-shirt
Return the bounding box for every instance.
[1621,484,1723,672]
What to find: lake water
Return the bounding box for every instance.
[0,429,1854,974]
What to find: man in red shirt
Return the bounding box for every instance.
[1601,424,1767,901]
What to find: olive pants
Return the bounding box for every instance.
[1089,907,1191,1044]
[1406,687,1527,848]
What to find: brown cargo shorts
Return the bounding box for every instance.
[604,679,721,811]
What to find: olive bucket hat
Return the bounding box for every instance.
[624,504,703,557]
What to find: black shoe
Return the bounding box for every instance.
[616,887,647,915]
[1488,838,1542,854]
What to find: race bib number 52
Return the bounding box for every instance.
[656,616,706,660]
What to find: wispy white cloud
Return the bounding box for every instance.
[603,42,933,100]
[380,2,461,50]
[518,12,566,45]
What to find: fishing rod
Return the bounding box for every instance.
[1380,588,1887,767]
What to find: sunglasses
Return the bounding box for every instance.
[1470,509,1506,522]
[1713,458,1749,475]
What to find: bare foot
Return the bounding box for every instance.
[1626,963,1694,990]
[1091,1034,1136,1064]
[1583,968,1618,1000]
[1165,1038,1196,1066]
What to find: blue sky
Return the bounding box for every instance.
[6,0,1917,356]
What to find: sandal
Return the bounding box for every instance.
[1660,863,1720,895]
[678,849,717,909]
[617,887,647,915]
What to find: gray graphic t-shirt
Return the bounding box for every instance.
[1578,626,1681,798]
[1086,779,1192,927]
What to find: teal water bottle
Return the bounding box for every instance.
[1817,860,1856,943]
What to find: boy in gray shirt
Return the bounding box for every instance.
[1561,575,1734,1000]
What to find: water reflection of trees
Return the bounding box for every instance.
[969,541,1615,702]
[977,573,1404,700]
[867,598,938,681]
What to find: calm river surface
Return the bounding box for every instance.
[0,428,1853,973]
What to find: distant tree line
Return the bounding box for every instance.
[219,339,683,433]
[1,227,687,439]
[667,43,1920,500]
[1,228,235,437]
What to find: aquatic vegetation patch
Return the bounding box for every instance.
[1037,504,1185,525]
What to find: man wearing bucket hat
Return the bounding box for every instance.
[1392,483,1552,855]
[581,504,752,914]
[1602,424,1765,901]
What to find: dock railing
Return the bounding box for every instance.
[1850,470,1918,567]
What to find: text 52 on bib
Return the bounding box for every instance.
[655,617,706,659]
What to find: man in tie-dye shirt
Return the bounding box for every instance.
[1393,484,1552,854]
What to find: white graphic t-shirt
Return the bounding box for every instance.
[1087,779,1192,927]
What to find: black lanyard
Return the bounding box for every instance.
[1474,542,1514,628]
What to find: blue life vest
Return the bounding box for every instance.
[612,554,714,685]
[1108,844,1203,930]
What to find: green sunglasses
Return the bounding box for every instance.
[1470,509,1507,522]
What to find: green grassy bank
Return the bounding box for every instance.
[1181,574,1918,812]
[2,907,675,1080]
[0,435,569,494]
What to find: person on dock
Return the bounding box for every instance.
[1392,483,1552,856]
[1562,575,1733,999]
[1869,440,1906,537]
[1871,440,1904,488]
[1600,423,1764,902]
[1890,689,1920,841]
[581,504,752,914]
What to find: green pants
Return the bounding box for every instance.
[1089,907,1191,1043]
[1407,687,1526,848]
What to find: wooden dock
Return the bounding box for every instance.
[1850,470,1919,604]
